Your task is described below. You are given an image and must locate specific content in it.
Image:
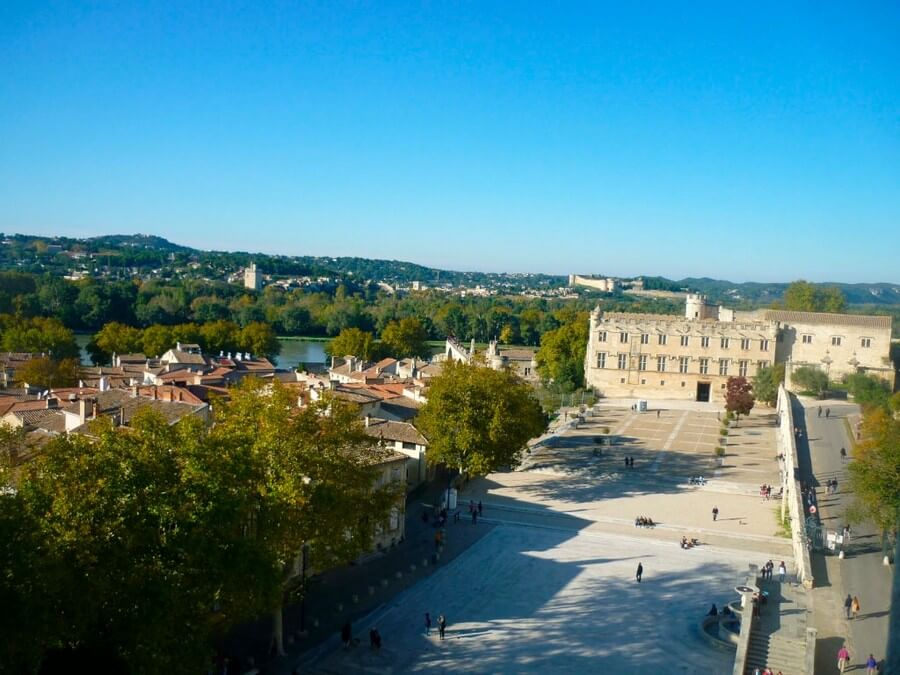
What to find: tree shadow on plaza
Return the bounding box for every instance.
[340,529,755,675]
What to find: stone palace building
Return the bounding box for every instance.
[585,294,894,402]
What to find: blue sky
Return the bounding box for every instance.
[1,3,898,282]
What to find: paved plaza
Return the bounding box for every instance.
[306,401,803,674]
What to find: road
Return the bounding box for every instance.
[793,396,893,673]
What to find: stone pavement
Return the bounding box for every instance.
[301,399,808,674]
[794,397,893,675]
[305,525,760,674]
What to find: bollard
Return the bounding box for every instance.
[286,635,295,645]
[337,603,343,612]
[381,578,389,587]
[838,550,845,559]
[884,556,891,566]
[313,619,319,628]
[395,571,403,579]
[410,563,417,572]
[352,594,359,604]
[368,585,375,595]
[422,558,429,567]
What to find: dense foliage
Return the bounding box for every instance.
[775,280,847,313]
[417,358,546,477]
[790,366,829,397]
[724,376,755,420]
[849,407,900,534]
[0,382,398,674]
[751,363,784,406]
[535,313,590,391]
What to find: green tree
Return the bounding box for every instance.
[326,327,379,360]
[752,363,784,407]
[237,321,281,359]
[848,408,900,534]
[15,357,78,389]
[0,316,79,359]
[141,324,173,357]
[535,315,590,391]
[199,319,241,355]
[417,358,546,477]
[791,365,829,396]
[844,373,892,411]
[380,317,430,358]
[724,376,755,423]
[88,321,143,363]
[210,381,400,654]
[780,280,846,313]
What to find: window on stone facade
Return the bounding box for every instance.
[680,335,689,347]
[701,336,710,348]
[402,442,416,450]
[761,339,769,351]
[721,337,730,349]
[861,337,872,348]
[699,358,709,375]
[638,355,648,371]
[658,334,668,345]
[831,336,842,346]
[618,353,627,369]
[657,356,666,372]
[718,359,729,376]
[640,333,649,344]
[597,352,606,369]
[802,334,813,344]
[740,338,751,350]
[739,360,749,377]
[598,331,607,342]
[679,357,689,373]
[620,332,629,343]
[524,367,531,376]
[391,467,402,482]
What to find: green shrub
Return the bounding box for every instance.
[714,446,726,457]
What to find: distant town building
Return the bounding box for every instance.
[243,262,262,290]
[585,294,894,402]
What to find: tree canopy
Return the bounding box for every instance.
[380,317,430,359]
[751,363,784,406]
[791,365,829,396]
[724,376,755,419]
[849,407,900,534]
[325,327,379,361]
[535,314,590,391]
[844,372,892,411]
[779,280,846,313]
[417,358,546,476]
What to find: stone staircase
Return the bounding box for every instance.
[745,626,807,674]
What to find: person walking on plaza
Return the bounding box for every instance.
[840,446,847,461]
[844,594,853,619]
[478,500,483,516]
[852,596,861,620]
[438,614,447,640]
[826,407,831,418]
[341,621,353,649]
[471,508,477,525]
[424,612,432,636]
[866,654,878,674]
[818,406,822,417]
[778,561,786,583]
[712,506,719,522]
[434,530,443,549]
[656,409,660,418]
[636,562,643,583]
[837,644,851,673]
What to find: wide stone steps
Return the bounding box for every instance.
[745,633,806,675]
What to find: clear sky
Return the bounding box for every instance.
[1,3,898,282]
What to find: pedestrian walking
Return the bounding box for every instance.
[369,628,381,650]
[837,645,850,673]
[712,506,719,522]
[844,594,853,619]
[424,612,431,636]
[636,562,643,583]
[471,509,477,525]
[341,621,353,649]
[656,409,660,418]
[826,408,831,418]
[434,530,443,549]
[852,596,861,620]
[840,447,847,461]
[778,561,786,583]
[438,614,447,640]
[478,500,482,516]
[866,654,878,674]
[818,406,822,417]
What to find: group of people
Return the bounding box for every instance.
[634,516,655,528]
[688,475,706,485]
[623,456,636,468]
[424,612,447,639]
[680,536,700,549]
[837,644,880,674]
[826,478,840,494]
[751,668,783,675]
[759,560,787,583]
[468,500,482,525]
[844,594,862,620]
[817,406,832,418]
[759,484,774,500]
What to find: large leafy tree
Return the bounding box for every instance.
[380,317,430,358]
[780,280,846,313]
[849,408,900,534]
[843,373,892,411]
[535,315,590,391]
[15,356,78,389]
[791,365,829,396]
[751,363,784,406]
[88,321,143,362]
[417,358,546,477]
[237,321,280,359]
[0,316,79,359]
[210,381,400,654]
[325,327,380,361]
